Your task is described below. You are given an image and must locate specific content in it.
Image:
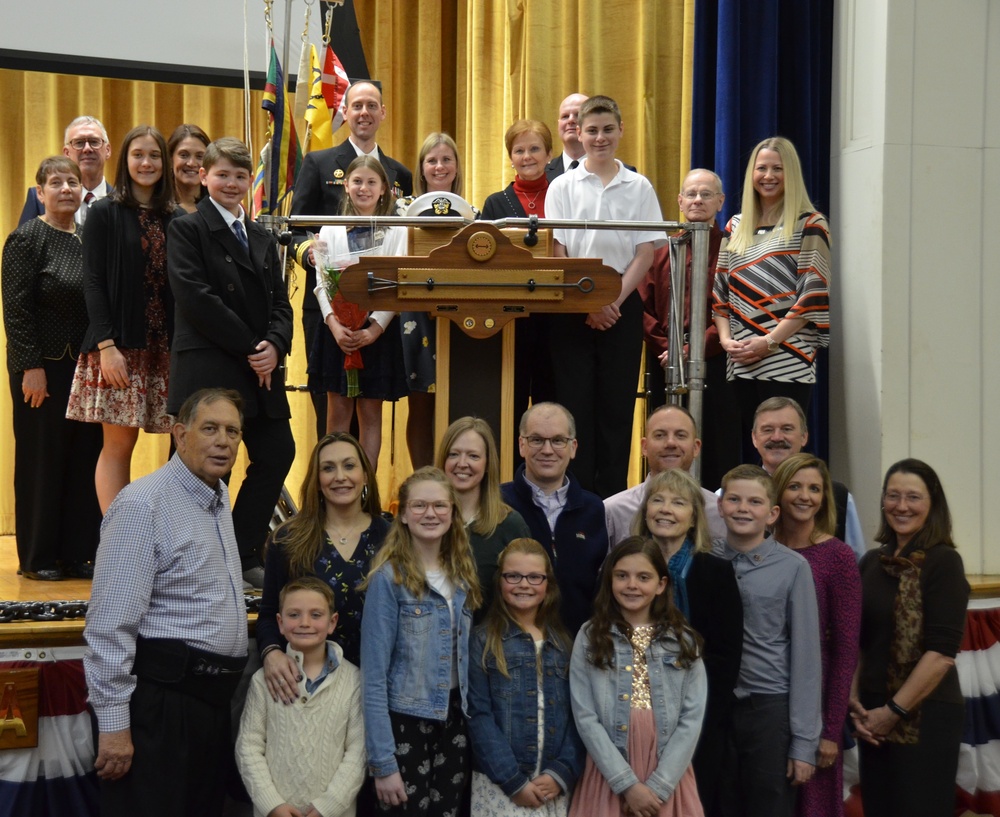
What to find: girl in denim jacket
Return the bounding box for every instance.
[468,539,584,815]
[569,538,707,817]
[360,467,482,815]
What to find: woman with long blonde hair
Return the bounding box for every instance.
[712,136,831,451]
[436,417,530,616]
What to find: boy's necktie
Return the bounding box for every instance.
[232,219,249,251]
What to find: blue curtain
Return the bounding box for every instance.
[691,0,834,459]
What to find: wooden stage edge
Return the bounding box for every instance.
[1,535,998,647]
[0,535,258,648]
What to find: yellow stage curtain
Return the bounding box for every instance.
[0,0,693,533]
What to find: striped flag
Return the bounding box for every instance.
[321,42,351,133]
[304,44,334,152]
[251,142,270,218]
[261,40,302,213]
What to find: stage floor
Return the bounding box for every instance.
[0,535,93,603]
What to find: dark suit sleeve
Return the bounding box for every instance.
[689,553,743,699]
[167,215,258,356]
[290,151,323,269]
[81,200,117,344]
[18,187,43,228]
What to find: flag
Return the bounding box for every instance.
[261,40,302,213]
[321,42,351,133]
[304,44,334,152]
[251,142,270,218]
[293,39,311,122]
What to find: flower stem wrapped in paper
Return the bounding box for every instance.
[313,225,387,397]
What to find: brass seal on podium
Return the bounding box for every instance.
[467,231,497,262]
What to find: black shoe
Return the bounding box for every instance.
[65,562,96,579]
[22,568,65,581]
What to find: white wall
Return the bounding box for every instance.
[832,0,999,571]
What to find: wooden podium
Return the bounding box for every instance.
[337,222,620,479]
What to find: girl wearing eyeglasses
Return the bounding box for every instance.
[360,466,482,816]
[467,538,583,815]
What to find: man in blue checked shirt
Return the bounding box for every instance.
[84,387,250,816]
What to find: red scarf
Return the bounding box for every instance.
[512,174,548,217]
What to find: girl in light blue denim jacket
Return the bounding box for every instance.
[360,467,482,816]
[467,538,584,815]
[569,538,708,817]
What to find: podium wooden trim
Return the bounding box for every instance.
[336,223,619,481]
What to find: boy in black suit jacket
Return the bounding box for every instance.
[167,137,295,587]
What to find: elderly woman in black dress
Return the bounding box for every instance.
[2,156,103,579]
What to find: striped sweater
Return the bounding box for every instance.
[712,211,831,383]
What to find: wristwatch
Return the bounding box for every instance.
[766,335,780,353]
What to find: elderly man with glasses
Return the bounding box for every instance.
[501,402,609,635]
[19,115,114,227]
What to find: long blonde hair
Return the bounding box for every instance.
[415,132,464,196]
[435,417,512,537]
[479,539,569,677]
[727,136,816,255]
[364,467,482,609]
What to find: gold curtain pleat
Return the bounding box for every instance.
[0,0,694,534]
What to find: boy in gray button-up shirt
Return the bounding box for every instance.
[714,464,821,817]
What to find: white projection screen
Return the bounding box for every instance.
[0,0,356,88]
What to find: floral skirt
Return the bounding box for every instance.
[66,348,171,433]
[569,708,704,817]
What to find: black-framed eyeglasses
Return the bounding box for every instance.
[66,138,106,150]
[501,572,548,585]
[522,435,572,450]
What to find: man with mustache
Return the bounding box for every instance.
[751,396,865,559]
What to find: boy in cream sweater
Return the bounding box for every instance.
[237,577,366,817]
